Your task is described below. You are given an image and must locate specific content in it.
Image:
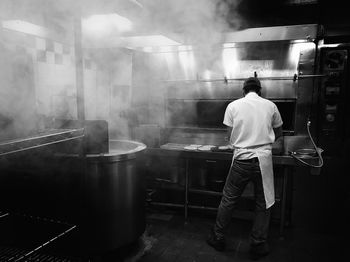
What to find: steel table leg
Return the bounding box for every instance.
[279,167,289,239]
[184,158,189,220]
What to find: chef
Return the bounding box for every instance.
[207,77,283,260]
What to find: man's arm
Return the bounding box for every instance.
[272,126,284,155]
[225,126,233,144]
[274,126,283,140]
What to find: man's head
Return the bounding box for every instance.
[243,77,261,96]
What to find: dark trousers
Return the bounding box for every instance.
[213,159,271,246]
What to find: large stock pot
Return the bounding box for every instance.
[79,139,147,253]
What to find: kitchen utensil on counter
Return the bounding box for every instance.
[210,145,234,152]
[184,144,202,151]
[198,145,216,151]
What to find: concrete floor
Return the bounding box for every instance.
[98,207,345,262]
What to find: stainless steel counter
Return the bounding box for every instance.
[146,147,299,165]
[145,144,319,238]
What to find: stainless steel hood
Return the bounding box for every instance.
[225,24,320,43]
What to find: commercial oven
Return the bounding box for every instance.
[133,24,323,150]
[132,24,330,224]
[316,46,349,156]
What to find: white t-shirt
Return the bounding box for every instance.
[223,92,283,151]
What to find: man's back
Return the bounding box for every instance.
[223,92,283,148]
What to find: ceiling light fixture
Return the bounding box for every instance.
[82,13,132,37]
[121,35,181,48]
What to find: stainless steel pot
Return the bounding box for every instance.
[79,140,147,254]
[0,139,147,256]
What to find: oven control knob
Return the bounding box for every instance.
[325,113,335,122]
[324,50,346,70]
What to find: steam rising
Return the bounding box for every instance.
[0,0,244,143]
[136,0,242,70]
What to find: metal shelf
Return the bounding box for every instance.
[0,128,84,157]
[148,182,281,200]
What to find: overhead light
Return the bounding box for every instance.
[178,45,193,52]
[142,47,154,52]
[121,35,181,48]
[223,43,235,48]
[2,20,48,37]
[82,13,132,37]
[319,43,340,48]
[292,39,309,43]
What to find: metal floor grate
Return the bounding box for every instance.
[0,245,76,261]
[0,212,79,262]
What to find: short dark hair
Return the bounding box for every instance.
[243,77,261,94]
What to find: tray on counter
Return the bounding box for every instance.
[160,143,233,152]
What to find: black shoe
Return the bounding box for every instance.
[249,243,269,260]
[206,229,225,252]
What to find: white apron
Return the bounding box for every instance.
[232,144,275,209]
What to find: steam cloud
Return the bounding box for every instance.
[136,0,242,70]
[0,0,243,143]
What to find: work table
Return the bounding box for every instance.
[146,147,299,166]
[144,143,319,238]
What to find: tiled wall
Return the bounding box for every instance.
[1,27,134,139]
[1,28,98,120]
